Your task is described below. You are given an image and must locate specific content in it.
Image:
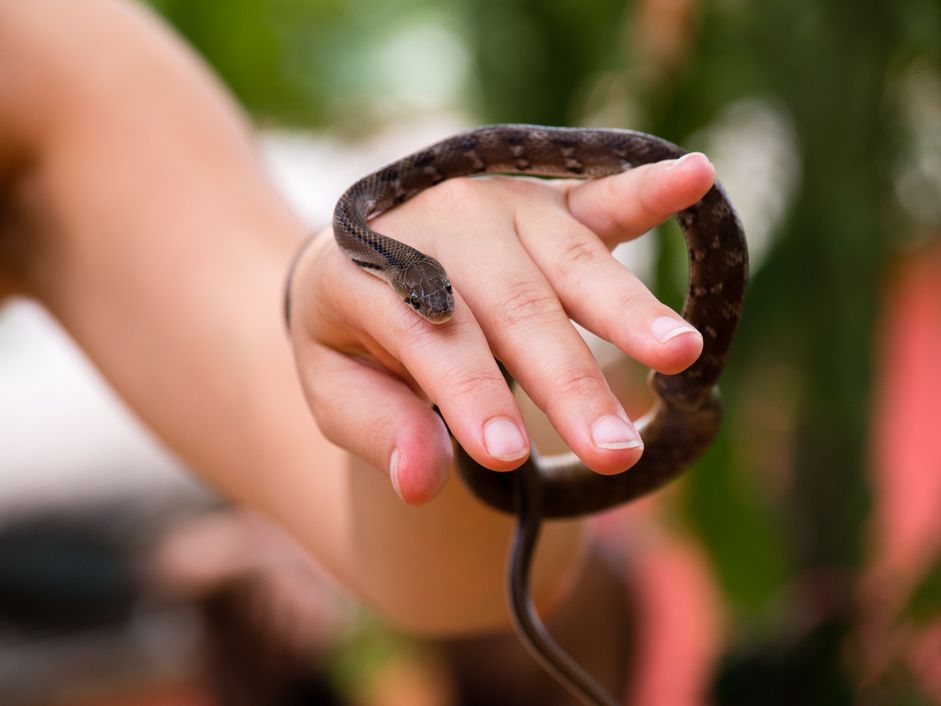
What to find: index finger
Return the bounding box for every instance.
[565,152,716,243]
[311,240,533,473]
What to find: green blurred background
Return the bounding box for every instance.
[144,0,941,702]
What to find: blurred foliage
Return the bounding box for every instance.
[710,615,854,706]
[143,0,941,701]
[460,0,627,125]
[326,613,422,702]
[901,558,941,626]
[145,0,469,130]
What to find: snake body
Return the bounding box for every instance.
[333,124,748,706]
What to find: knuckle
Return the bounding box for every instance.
[497,280,562,329]
[387,302,440,347]
[429,176,482,210]
[617,287,655,314]
[438,364,505,405]
[551,364,606,400]
[555,238,605,280]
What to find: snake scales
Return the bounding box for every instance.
[331,125,748,706]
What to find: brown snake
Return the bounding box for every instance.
[327,124,748,706]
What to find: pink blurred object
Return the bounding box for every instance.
[594,501,722,706]
[871,248,941,579]
[866,246,941,698]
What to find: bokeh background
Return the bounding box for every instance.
[1,0,940,704]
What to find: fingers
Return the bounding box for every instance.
[514,199,702,375]
[566,152,716,243]
[290,154,718,495]
[436,207,645,476]
[294,341,454,505]
[309,239,532,475]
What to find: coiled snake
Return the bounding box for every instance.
[329,125,748,706]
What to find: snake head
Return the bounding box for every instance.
[399,256,455,323]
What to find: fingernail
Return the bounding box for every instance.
[389,448,405,501]
[591,415,643,450]
[651,316,699,344]
[671,152,705,169]
[483,417,529,461]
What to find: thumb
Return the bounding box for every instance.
[295,343,454,504]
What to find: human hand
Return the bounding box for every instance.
[287,153,715,505]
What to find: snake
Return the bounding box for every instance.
[326,124,748,706]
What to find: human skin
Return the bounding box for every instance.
[0,0,714,633]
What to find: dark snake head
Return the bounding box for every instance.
[397,255,455,323]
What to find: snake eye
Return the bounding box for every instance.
[406,294,421,310]
[445,282,453,294]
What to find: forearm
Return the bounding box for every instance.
[0,0,586,633]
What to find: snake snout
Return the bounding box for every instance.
[401,257,455,323]
[421,289,455,323]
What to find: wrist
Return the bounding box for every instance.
[284,227,330,332]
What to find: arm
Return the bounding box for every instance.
[0,0,585,633]
[0,0,714,634]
